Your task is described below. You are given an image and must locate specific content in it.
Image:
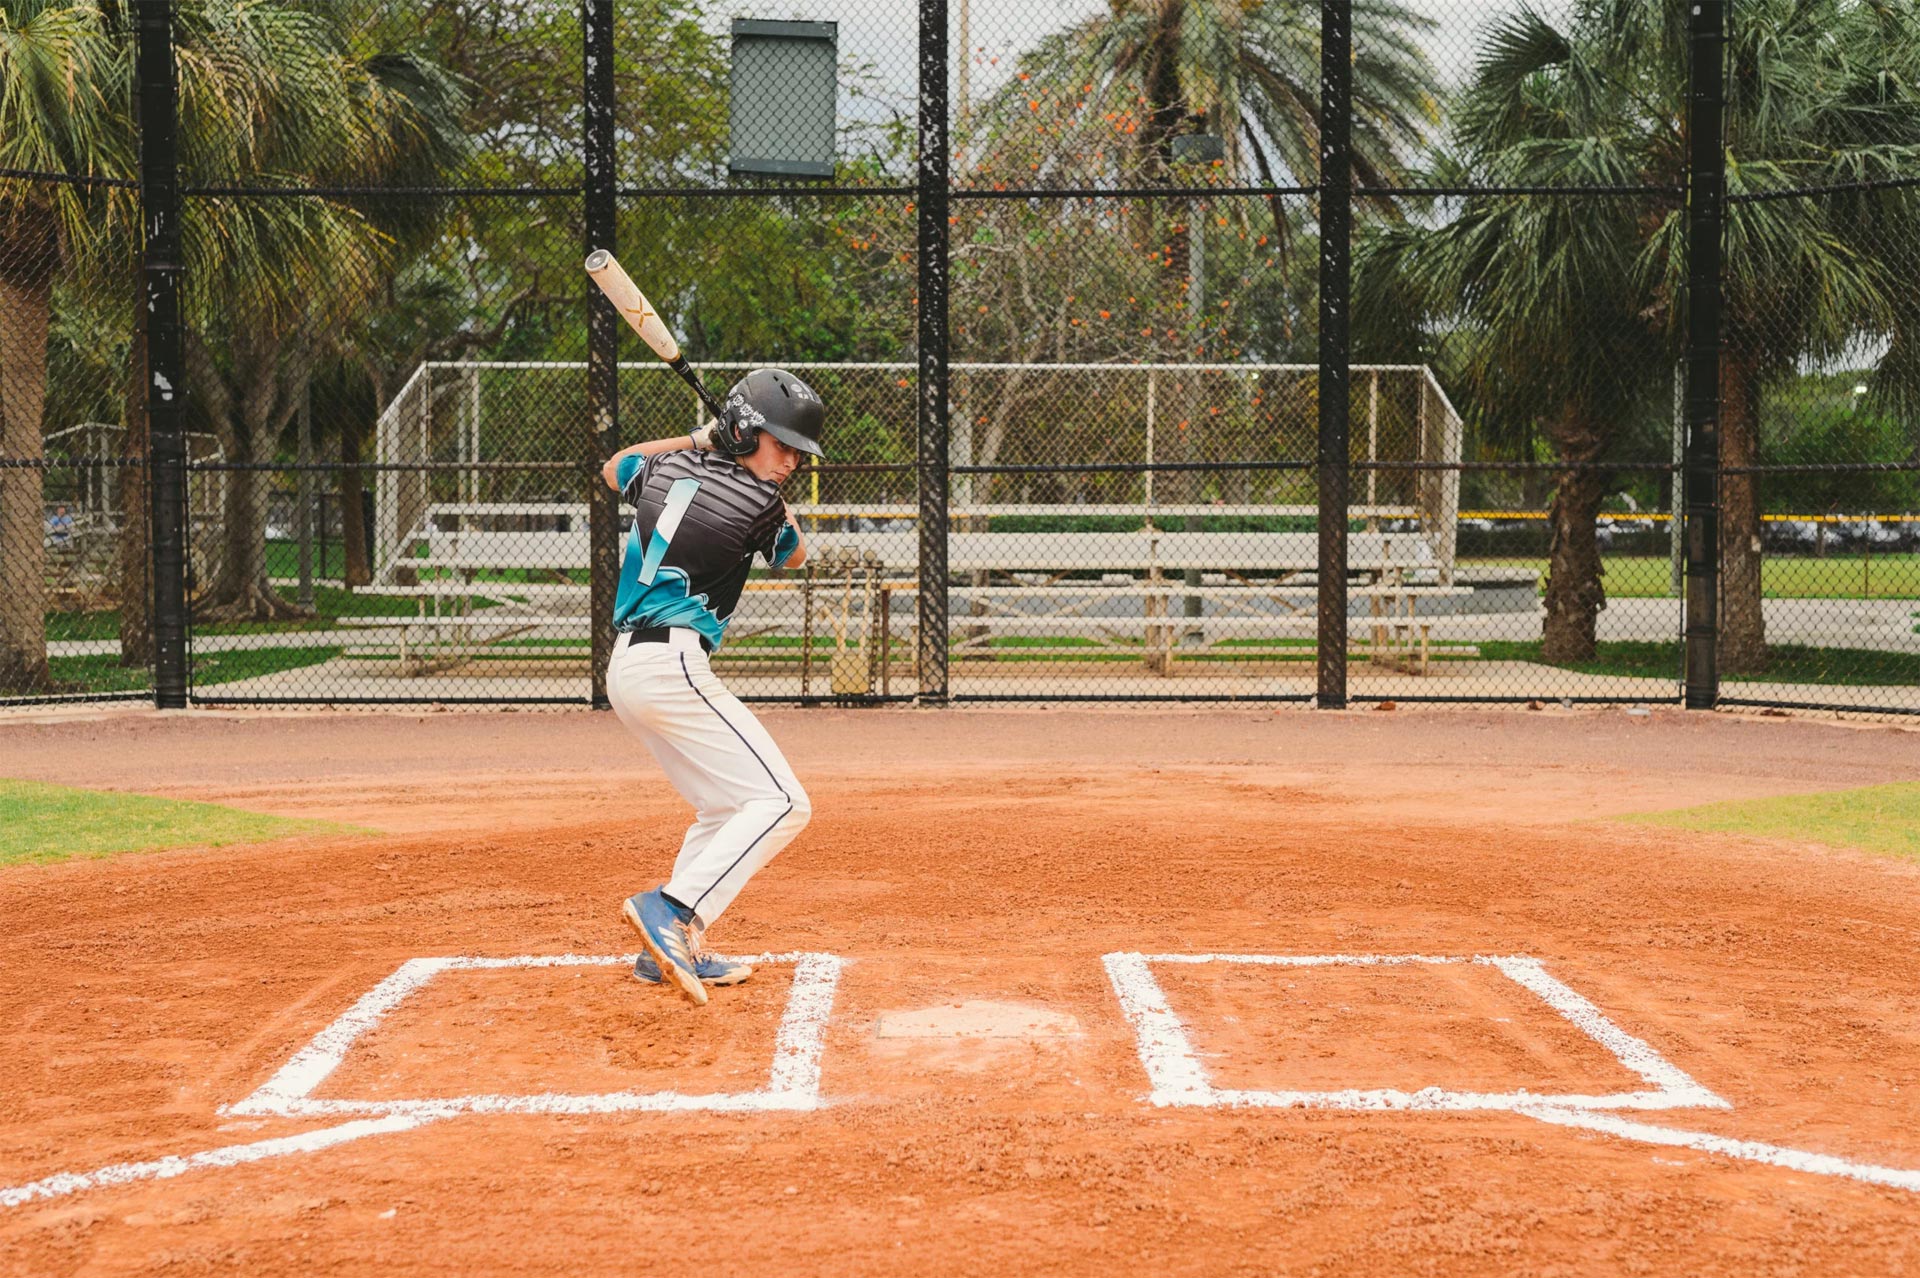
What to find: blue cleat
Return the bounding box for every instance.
[635,919,753,987]
[622,889,707,1006]
[632,951,754,987]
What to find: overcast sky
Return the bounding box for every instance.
[943,0,1577,96]
[719,0,1580,116]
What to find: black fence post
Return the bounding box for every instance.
[1316,0,1352,710]
[1683,0,1726,710]
[137,0,188,709]
[584,0,619,709]
[916,0,951,704]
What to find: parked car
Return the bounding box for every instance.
[1831,519,1897,548]
[1769,519,1819,550]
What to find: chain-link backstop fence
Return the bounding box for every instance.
[3,0,1916,713]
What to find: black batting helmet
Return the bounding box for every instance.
[714,368,826,458]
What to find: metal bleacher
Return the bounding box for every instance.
[345,502,1506,677]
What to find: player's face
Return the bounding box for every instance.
[744,433,802,485]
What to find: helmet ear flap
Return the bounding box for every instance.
[713,403,758,456]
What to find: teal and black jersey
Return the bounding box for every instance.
[613,449,800,652]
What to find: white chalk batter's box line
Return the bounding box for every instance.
[223,951,844,1120]
[1102,952,1730,1114]
[9,948,1920,1209]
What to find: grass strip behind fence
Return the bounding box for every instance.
[1618,781,1920,863]
[1465,555,1920,599]
[49,586,516,642]
[47,646,342,695]
[1479,640,1920,686]
[0,779,374,866]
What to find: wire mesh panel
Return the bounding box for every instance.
[1715,0,1920,718]
[616,0,911,188]
[941,363,1460,698]
[361,362,916,700]
[1344,0,1692,705]
[28,451,156,705]
[944,0,1328,699]
[612,0,918,702]
[172,1,593,704]
[0,10,149,706]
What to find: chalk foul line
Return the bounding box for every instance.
[0,1114,438,1209]
[1519,1106,1920,1194]
[13,1104,1916,1211]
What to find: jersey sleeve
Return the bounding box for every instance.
[614,451,646,494]
[747,501,793,567]
[767,522,801,568]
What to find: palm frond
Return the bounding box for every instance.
[0,0,135,257]
[1455,7,1573,148]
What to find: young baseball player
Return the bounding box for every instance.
[601,368,823,1006]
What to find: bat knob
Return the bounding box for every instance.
[584,249,611,273]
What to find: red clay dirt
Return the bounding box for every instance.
[2,706,1919,1276]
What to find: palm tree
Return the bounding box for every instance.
[969,0,1439,203]
[0,0,135,692]
[965,0,1438,343]
[1363,0,1920,670]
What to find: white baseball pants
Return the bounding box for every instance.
[605,628,811,927]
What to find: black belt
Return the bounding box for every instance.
[625,625,713,654]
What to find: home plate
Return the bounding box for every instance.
[875,1001,1082,1040]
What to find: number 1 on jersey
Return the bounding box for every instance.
[638,478,701,585]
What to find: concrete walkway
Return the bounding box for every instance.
[48,597,1919,660]
[182,655,1920,715]
[52,630,380,659]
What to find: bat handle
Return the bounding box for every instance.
[669,356,728,423]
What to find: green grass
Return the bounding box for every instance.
[1467,555,1920,599]
[264,538,348,580]
[48,646,341,695]
[470,633,1920,680]
[1479,640,1920,686]
[0,778,372,866]
[1618,781,1920,862]
[48,586,513,642]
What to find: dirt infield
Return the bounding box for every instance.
[3,706,1920,1276]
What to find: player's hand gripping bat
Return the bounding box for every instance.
[584,250,728,427]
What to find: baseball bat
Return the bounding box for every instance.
[583,249,727,423]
